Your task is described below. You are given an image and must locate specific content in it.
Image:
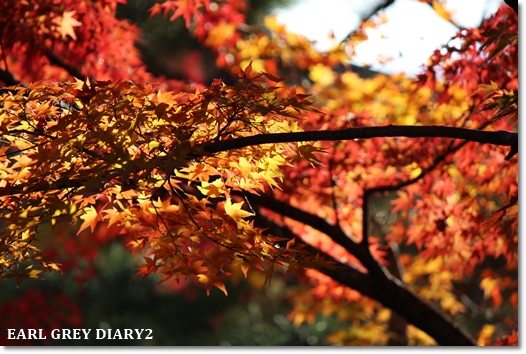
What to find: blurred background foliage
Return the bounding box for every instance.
[116,0,298,84]
[0,241,340,345]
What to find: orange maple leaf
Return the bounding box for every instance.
[77,206,102,234]
[197,274,228,296]
[54,11,82,40]
[150,0,208,27]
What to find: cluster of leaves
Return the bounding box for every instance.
[0,0,189,90]
[0,69,329,292]
[0,0,518,347]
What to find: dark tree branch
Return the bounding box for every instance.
[204,125,518,159]
[251,211,378,299]
[381,273,475,345]
[237,194,391,291]
[361,189,372,246]
[1,125,517,198]
[384,243,408,345]
[245,193,476,346]
[243,193,363,261]
[370,214,408,345]
[0,67,19,86]
[341,0,396,44]
[45,52,84,80]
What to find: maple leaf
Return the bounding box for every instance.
[150,0,208,27]
[391,191,411,213]
[231,256,251,277]
[53,11,82,40]
[103,208,122,228]
[262,263,274,288]
[77,206,102,234]
[295,143,322,166]
[224,198,253,226]
[197,179,225,198]
[197,274,228,296]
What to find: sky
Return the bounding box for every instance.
[273,0,504,76]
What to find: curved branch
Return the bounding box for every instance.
[243,193,363,260]
[45,52,84,80]
[1,125,516,198]
[252,211,377,299]
[341,0,396,44]
[204,125,518,159]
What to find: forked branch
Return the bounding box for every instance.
[245,193,476,346]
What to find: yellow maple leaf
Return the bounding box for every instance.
[54,11,82,40]
[77,206,100,234]
[197,179,225,198]
[224,198,253,224]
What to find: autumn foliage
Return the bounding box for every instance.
[0,0,518,346]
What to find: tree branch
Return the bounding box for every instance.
[246,193,476,346]
[0,67,18,86]
[243,193,363,261]
[204,125,518,159]
[341,0,396,44]
[1,125,517,200]
[361,189,372,246]
[384,243,408,345]
[251,211,378,299]
[45,52,84,80]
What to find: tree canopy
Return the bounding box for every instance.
[0,0,518,346]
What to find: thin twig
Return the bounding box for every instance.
[340,0,395,44]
